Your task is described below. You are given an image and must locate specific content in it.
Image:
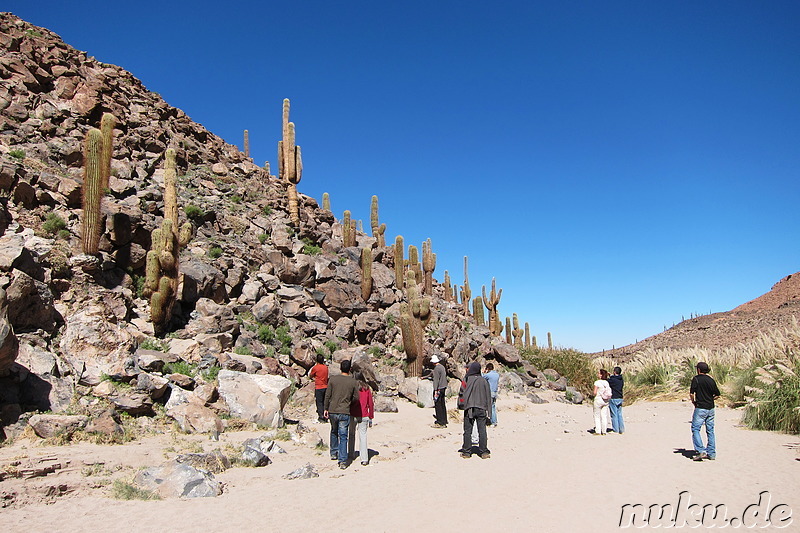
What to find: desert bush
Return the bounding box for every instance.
[43,213,66,235]
[521,347,594,395]
[111,480,161,500]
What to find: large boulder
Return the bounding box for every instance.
[28,414,88,438]
[134,460,222,498]
[216,370,292,427]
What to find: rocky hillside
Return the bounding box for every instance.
[596,272,800,360]
[0,13,561,440]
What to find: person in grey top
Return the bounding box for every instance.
[459,361,492,459]
[431,354,448,428]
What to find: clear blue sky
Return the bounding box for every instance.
[8,1,800,352]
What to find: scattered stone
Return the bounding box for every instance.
[134,460,223,498]
[283,463,319,480]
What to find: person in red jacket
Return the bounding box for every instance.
[348,371,375,466]
[309,354,329,423]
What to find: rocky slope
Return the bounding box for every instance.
[596,272,800,360]
[0,13,555,440]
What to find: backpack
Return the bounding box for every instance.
[600,384,612,401]
[457,380,467,410]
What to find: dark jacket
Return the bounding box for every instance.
[608,374,624,399]
[324,374,359,415]
[462,363,492,414]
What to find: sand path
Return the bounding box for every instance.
[2,393,798,532]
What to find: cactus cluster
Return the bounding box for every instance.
[399,270,431,377]
[442,270,452,302]
[473,297,485,325]
[81,113,116,255]
[422,238,436,295]
[144,149,193,335]
[512,314,524,348]
[342,210,356,247]
[278,99,303,227]
[482,278,503,337]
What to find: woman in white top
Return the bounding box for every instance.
[593,369,612,435]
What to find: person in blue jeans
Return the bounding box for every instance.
[607,366,625,434]
[324,360,359,469]
[482,363,500,426]
[690,361,720,461]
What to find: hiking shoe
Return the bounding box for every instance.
[480,452,491,459]
[338,462,348,470]
[432,423,447,429]
[706,455,715,460]
[460,452,471,459]
[330,456,338,461]
[361,461,369,466]
[692,454,704,462]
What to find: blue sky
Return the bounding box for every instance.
[8,1,800,352]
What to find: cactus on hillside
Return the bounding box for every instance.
[278,99,303,227]
[473,297,485,326]
[322,192,331,211]
[505,317,513,344]
[244,129,250,158]
[422,238,436,296]
[482,278,503,337]
[533,335,538,348]
[361,246,373,302]
[81,128,103,255]
[408,245,421,285]
[144,151,193,335]
[525,322,531,348]
[342,210,356,247]
[394,235,404,289]
[370,195,386,247]
[100,112,116,190]
[512,314,524,348]
[399,270,430,377]
[547,332,553,350]
[461,256,472,317]
[443,270,452,302]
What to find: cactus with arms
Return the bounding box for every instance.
[482,278,503,337]
[278,99,303,227]
[422,238,436,295]
[399,270,430,377]
[370,195,386,247]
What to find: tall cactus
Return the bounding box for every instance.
[473,297,485,326]
[144,151,193,335]
[547,332,553,350]
[512,314,524,348]
[443,270,452,302]
[399,270,430,377]
[81,128,103,255]
[322,192,331,211]
[525,322,531,348]
[244,129,250,158]
[482,277,503,337]
[342,210,356,247]
[361,246,373,302]
[100,112,116,190]
[278,99,303,227]
[422,238,436,296]
[461,256,472,317]
[394,235,404,289]
[408,245,421,286]
[505,317,513,344]
[370,195,386,247]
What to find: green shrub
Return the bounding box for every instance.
[9,149,25,160]
[262,206,272,216]
[742,362,800,433]
[302,243,322,255]
[632,361,674,387]
[258,233,268,244]
[202,365,220,382]
[184,204,203,220]
[325,340,339,355]
[208,246,223,259]
[111,480,160,500]
[258,324,275,344]
[234,346,253,356]
[140,338,169,352]
[231,195,242,204]
[57,229,70,240]
[163,361,197,376]
[521,347,595,395]
[43,213,66,235]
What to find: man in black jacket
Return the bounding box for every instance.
[690,361,721,461]
[458,361,492,459]
[608,366,625,434]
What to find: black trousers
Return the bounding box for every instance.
[434,388,447,425]
[315,388,326,419]
[461,407,489,455]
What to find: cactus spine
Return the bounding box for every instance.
[81,128,104,255]
[322,192,330,211]
[461,256,472,317]
[394,235,404,289]
[342,210,356,247]
[422,238,436,296]
[100,112,116,190]
[399,270,430,377]
[473,297,485,325]
[278,99,303,227]
[512,314,524,348]
[482,278,503,337]
[370,195,386,247]
[361,246,373,302]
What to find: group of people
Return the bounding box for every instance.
[309,353,721,469]
[591,362,720,461]
[310,355,375,470]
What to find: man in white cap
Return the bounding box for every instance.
[431,353,448,428]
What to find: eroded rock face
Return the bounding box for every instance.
[0,288,19,375]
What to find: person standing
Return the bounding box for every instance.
[607,366,625,434]
[431,354,448,428]
[348,371,375,466]
[690,361,720,461]
[324,360,359,470]
[309,354,329,423]
[482,362,500,426]
[593,369,612,435]
[459,362,492,459]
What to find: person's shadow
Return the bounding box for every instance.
[673,448,698,459]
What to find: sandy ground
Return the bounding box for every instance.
[2,391,798,532]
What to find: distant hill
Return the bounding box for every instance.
[595,272,800,360]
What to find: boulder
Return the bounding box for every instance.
[373,395,398,413]
[175,451,231,474]
[28,414,88,438]
[283,463,319,480]
[134,460,223,498]
[169,403,223,435]
[216,370,292,427]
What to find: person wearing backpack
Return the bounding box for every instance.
[593,369,612,435]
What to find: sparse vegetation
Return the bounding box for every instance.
[521,346,594,395]
[163,361,197,376]
[139,338,169,352]
[42,213,66,235]
[111,479,161,500]
[208,246,223,259]
[184,204,203,221]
